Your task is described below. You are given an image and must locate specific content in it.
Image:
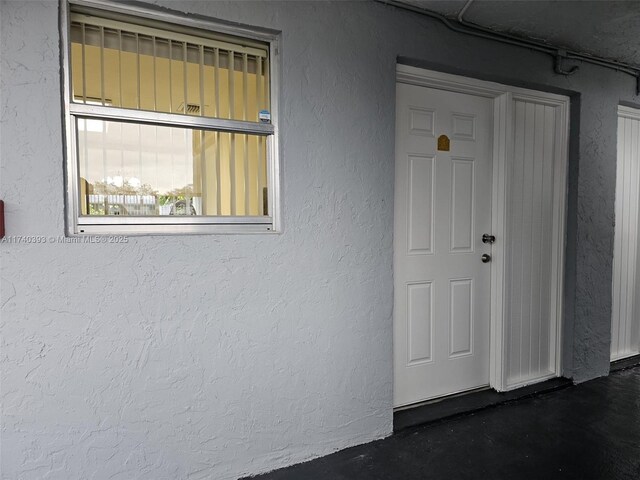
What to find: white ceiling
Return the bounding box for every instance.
[400,0,640,67]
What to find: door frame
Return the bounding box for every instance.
[395,64,569,392]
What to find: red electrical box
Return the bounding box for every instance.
[0,200,4,239]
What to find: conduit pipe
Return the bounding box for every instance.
[377,0,640,94]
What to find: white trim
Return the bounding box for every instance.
[617,104,640,121]
[550,95,570,378]
[395,64,569,393]
[490,91,512,390]
[76,223,274,235]
[69,104,275,135]
[396,66,569,103]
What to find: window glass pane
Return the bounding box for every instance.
[77,119,268,217]
[70,19,270,122]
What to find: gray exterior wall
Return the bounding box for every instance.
[0,1,634,478]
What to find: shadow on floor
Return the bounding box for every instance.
[247,365,640,480]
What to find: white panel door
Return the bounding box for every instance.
[611,106,640,361]
[394,83,493,407]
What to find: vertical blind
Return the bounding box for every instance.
[70,14,271,217]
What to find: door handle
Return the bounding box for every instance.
[482,234,496,244]
[481,254,491,263]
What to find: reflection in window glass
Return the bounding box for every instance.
[77,119,268,217]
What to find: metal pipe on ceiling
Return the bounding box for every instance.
[377,0,640,95]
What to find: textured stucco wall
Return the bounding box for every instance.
[1,1,637,478]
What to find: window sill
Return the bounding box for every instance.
[73,222,278,236]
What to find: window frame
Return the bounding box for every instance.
[60,0,282,235]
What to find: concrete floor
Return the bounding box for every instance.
[250,365,640,480]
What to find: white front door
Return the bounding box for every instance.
[394,82,494,407]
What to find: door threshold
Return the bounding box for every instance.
[611,354,640,373]
[393,377,572,432]
[394,385,491,412]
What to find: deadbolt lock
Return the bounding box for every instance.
[482,234,496,244]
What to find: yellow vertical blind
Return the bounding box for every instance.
[69,14,271,217]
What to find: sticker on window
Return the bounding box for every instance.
[259,110,271,123]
